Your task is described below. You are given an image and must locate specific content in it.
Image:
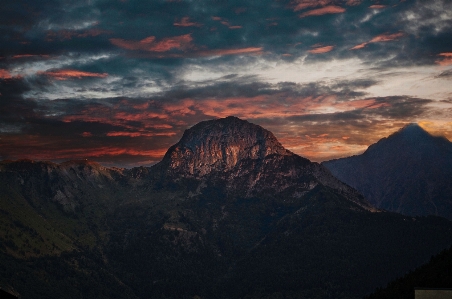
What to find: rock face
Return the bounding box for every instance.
[161,116,292,176]
[323,123,452,219]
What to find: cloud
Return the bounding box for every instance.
[127,47,263,59]
[12,54,51,59]
[197,47,263,56]
[308,45,334,54]
[369,32,405,43]
[174,17,202,27]
[0,69,13,79]
[350,32,405,50]
[399,1,452,36]
[292,0,334,11]
[211,16,242,29]
[299,6,346,18]
[345,0,362,6]
[106,131,176,137]
[45,28,111,41]
[436,69,452,78]
[436,53,452,66]
[0,72,442,166]
[38,69,109,80]
[1,0,452,166]
[110,34,194,52]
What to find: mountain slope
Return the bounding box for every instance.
[323,123,452,219]
[366,245,452,299]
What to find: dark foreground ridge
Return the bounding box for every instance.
[366,245,452,299]
[1,117,452,299]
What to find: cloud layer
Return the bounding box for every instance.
[1,0,452,167]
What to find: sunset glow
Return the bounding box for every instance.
[38,69,109,80]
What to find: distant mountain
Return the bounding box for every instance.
[2,117,452,299]
[323,123,452,219]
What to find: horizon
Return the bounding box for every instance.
[1,0,452,168]
[0,118,449,169]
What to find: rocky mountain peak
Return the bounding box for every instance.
[161,116,293,177]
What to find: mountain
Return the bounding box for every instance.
[323,123,452,219]
[154,116,372,209]
[1,117,452,299]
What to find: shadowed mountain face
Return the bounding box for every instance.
[323,124,452,219]
[1,118,452,299]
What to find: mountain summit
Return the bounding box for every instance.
[161,116,292,177]
[323,123,452,219]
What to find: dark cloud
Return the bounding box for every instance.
[436,69,452,78]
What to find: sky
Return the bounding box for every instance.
[1,0,452,168]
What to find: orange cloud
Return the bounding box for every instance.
[169,94,390,121]
[38,69,108,80]
[174,17,202,27]
[335,98,391,110]
[0,69,13,79]
[211,16,242,29]
[12,54,51,59]
[278,133,368,162]
[350,43,367,50]
[110,34,193,52]
[369,4,386,9]
[350,32,405,50]
[308,45,334,54]
[299,5,346,17]
[111,33,261,58]
[81,132,93,137]
[436,53,452,66]
[345,0,362,5]
[197,47,263,56]
[106,131,176,137]
[292,0,334,11]
[369,32,405,43]
[62,100,178,137]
